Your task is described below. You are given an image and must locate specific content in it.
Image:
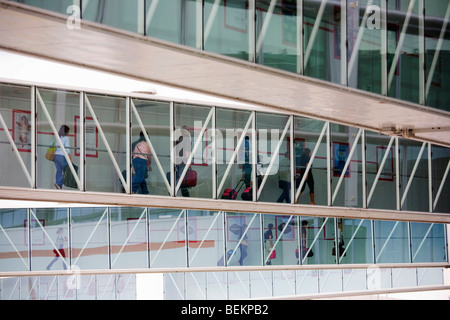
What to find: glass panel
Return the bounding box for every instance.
[331,124,363,207]
[374,220,410,263]
[262,214,297,266]
[0,208,29,272]
[204,0,252,61]
[164,273,185,299]
[250,270,272,298]
[13,0,76,15]
[339,218,373,264]
[304,0,344,84]
[294,117,327,206]
[273,270,295,296]
[146,0,198,48]
[185,272,207,299]
[411,222,447,263]
[225,212,261,267]
[431,145,450,213]
[37,89,81,191]
[319,269,342,293]
[387,0,422,104]
[85,94,126,194]
[347,0,384,94]
[216,108,253,201]
[300,216,336,265]
[228,271,250,299]
[131,99,171,196]
[149,208,186,268]
[188,210,224,267]
[82,0,143,34]
[296,270,319,295]
[257,113,291,203]
[31,208,69,271]
[110,207,148,269]
[398,138,429,212]
[71,207,109,269]
[343,268,367,291]
[0,84,32,188]
[206,271,228,299]
[425,2,450,111]
[256,0,300,73]
[174,103,213,198]
[366,131,397,210]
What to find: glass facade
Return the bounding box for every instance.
[0,206,447,272]
[0,266,444,299]
[10,0,450,112]
[1,83,448,214]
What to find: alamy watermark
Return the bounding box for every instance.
[66,5,81,30]
[366,5,381,30]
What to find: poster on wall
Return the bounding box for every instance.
[333,142,350,177]
[74,116,98,158]
[13,110,32,152]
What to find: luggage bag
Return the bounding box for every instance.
[221,181,244,200]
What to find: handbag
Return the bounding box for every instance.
[45,140,56,161]
[269,249,276,259]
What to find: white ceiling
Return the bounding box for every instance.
[1,2,449,147]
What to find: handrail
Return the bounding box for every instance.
[0,262,447,278]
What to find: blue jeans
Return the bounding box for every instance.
[132,158,148,193]
[54,154,67,189]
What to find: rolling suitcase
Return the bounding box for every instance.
[221,181,244,200]
[241,186,253,201]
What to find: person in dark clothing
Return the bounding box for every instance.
[296,148,315,204]
[264,223,274,265]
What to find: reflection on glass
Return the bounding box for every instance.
[226,212,261,267]
[300,217,335,265]
[331,124,363,208]
[188,210,224,267]
[131,99,171,196]
[12,0,75,15]
[204,0,252,61]
[366,131,397,210]
[174,103,212,198]
[431,145,450,213]
[0,208,29,272]
[149,208,186,268]
[424,2,450,111]
[262,214,297,266]
[37,89,81,191]
[31,208,69,271]
[387,0,422,104]
[339,219,373,264]
[216,108,253,201]
[0,84,32,188]
[146,0,198,48]
[374,220,409,263]
[82,0,143,33]
[304,0,344,84]
[110,207,148,269]
[85,94,126,194]
[257,113,290,203]
[411,222,447,263]
[347,0,384,94]
[256,0,300,73]
[294,117,327,206]
[398,138,429,212]
[71,207,109,269]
